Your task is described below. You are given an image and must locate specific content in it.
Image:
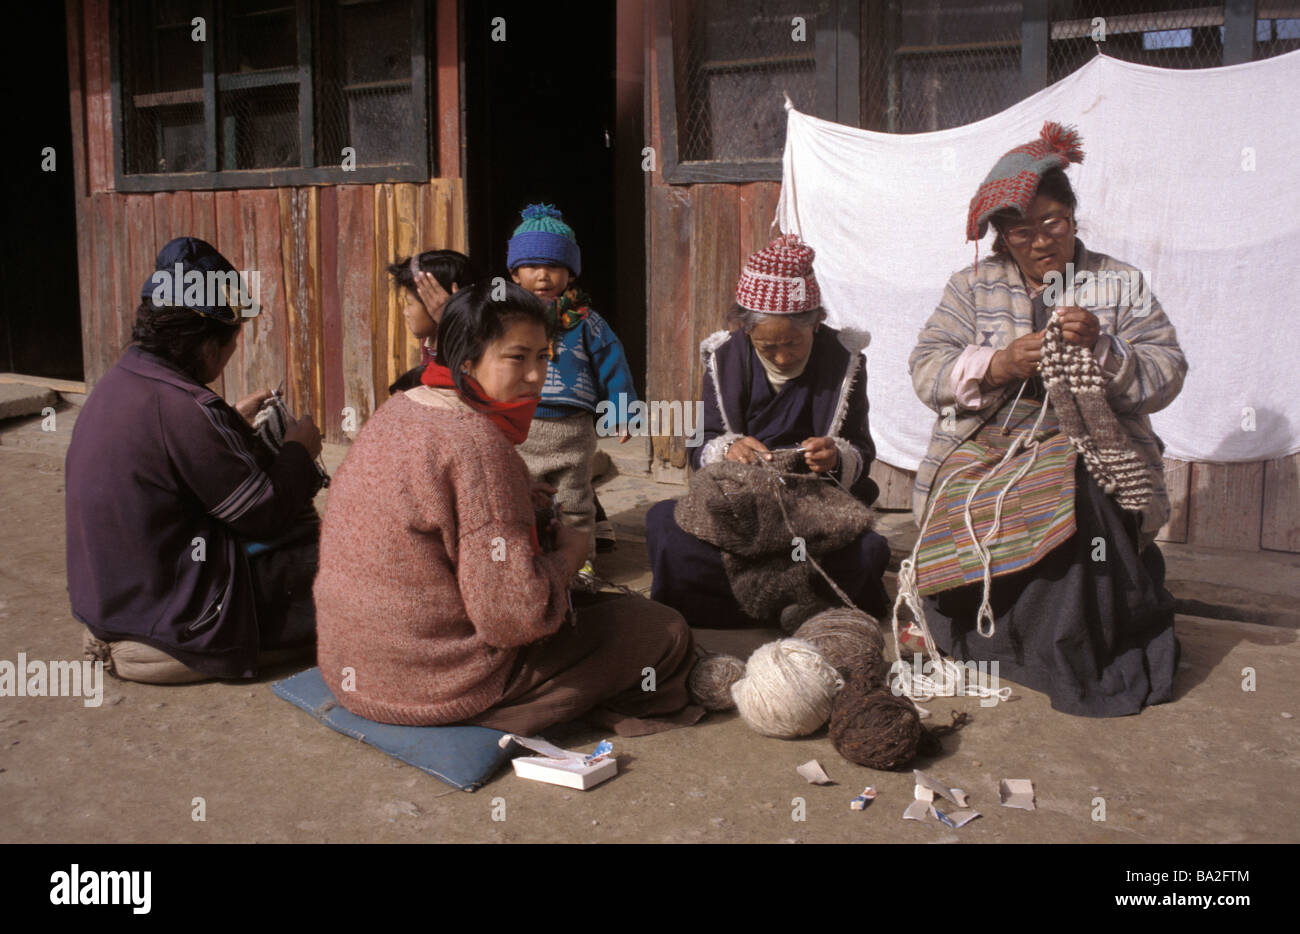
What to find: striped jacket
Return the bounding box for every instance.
[908,243,1187,535]
[65,346,322,677]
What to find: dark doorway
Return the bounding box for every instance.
[1,3,84,381]
[463,0,645,395]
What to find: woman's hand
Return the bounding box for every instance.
[415,271,452,320]
[987,331,1045,386]
[1056,306,1101,350]
[554,523,590,576]
[726,436,772,464]
[234,388,273,424]
[800,436,839,474]
[530,481,557,512]
[282,413,323,460]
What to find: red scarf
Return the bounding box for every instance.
[420,361,539,445]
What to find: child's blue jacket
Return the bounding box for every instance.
[537,310,639,418]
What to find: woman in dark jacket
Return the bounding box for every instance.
[66,237,323,683]
[645,235,891,628]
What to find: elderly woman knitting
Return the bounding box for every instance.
[646,235,891,630]
[903,122,1187,717]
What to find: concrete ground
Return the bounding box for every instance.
[1,400,1297,843]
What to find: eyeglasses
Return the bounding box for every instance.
[1000,214,1073,248]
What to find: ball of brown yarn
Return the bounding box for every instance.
[687,653,746,711]
[829,667,923,771]
[794,608,887,682]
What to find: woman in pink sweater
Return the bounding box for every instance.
[314,281,702,736]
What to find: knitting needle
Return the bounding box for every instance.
[998,378,1029,435]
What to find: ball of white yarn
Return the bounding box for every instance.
[731,638,844,739]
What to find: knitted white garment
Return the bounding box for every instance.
[1039,314,1151,514]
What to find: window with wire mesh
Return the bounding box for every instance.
[118,0,421,181]
[1050,2,1300,77]
[862,0,1023,134]
[1253,4,1300,59]
[675,0,829,163]
[120,1,207,174]
[1050,1,1226,79]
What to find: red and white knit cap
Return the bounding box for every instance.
[735,234,821,314]
[967,122,1084,241]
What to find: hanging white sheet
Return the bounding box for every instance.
[777,50,1300,467]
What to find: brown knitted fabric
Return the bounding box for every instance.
[674,450,874,621]
[1040,313,1152,514]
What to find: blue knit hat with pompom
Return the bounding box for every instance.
[506,203,581,277]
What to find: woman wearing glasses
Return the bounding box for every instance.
[905,123,1187,717]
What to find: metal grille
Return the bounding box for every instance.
[866,0,1023,133]
[1254,5,1300,59]
[314,0,413,167]
[1049,1,1229,81]
[678,0,828,162]
[120,1,206,174]
[118,0,419,178]
[218,85,301,169]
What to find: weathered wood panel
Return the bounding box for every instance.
[870,461,915,511]
[371,184,396,404]
[67,0,95,387]
[88,193,116,385]
[647,185,692,472]
[393,183,421,371]
[688,185,740,464]
[243,189,287,413]
[317,186,346,444]
[1157,457,1190,544]
[337,185,375,436]
[738,182,781,267]
[188,192,222,396]
[278,188,324,429]
[1262,452,1300,553]
[82,0,112,195]
[108,196,131,369]
[156,190,194,248]
[1188,461,1264,551]
[435,0,460,179]
[214,190,247,405]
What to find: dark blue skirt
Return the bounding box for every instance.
[645,498,891,628]
[924,460,1179,717]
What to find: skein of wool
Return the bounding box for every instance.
[731,639,844,739]
[830,664,973,770]
[794,608,887,681]
[687,653,747,711]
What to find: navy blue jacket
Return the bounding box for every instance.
[65,347,321,677]
[691,325,879,504]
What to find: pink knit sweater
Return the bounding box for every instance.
[314,387,572,725]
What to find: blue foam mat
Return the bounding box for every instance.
[272,667,512,792]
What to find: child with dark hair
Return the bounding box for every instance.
[507,204,637,571]
[385,248,480,393]
[314,280,702,736]
[67,237,324,684]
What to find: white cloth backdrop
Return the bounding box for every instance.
[777,50,1300,468]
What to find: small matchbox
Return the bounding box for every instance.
[510,755,618,790]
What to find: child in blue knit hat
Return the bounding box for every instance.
[508,203,638,577]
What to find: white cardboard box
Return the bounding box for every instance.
[510,755,618,790]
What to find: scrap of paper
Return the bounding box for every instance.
[796,759,833,784]
[999,778,1035,810]
[934,806,981,828]
[498,733,612,764]
[913,769,969,808]
[849,787,878,810]
[902,799,931,821]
